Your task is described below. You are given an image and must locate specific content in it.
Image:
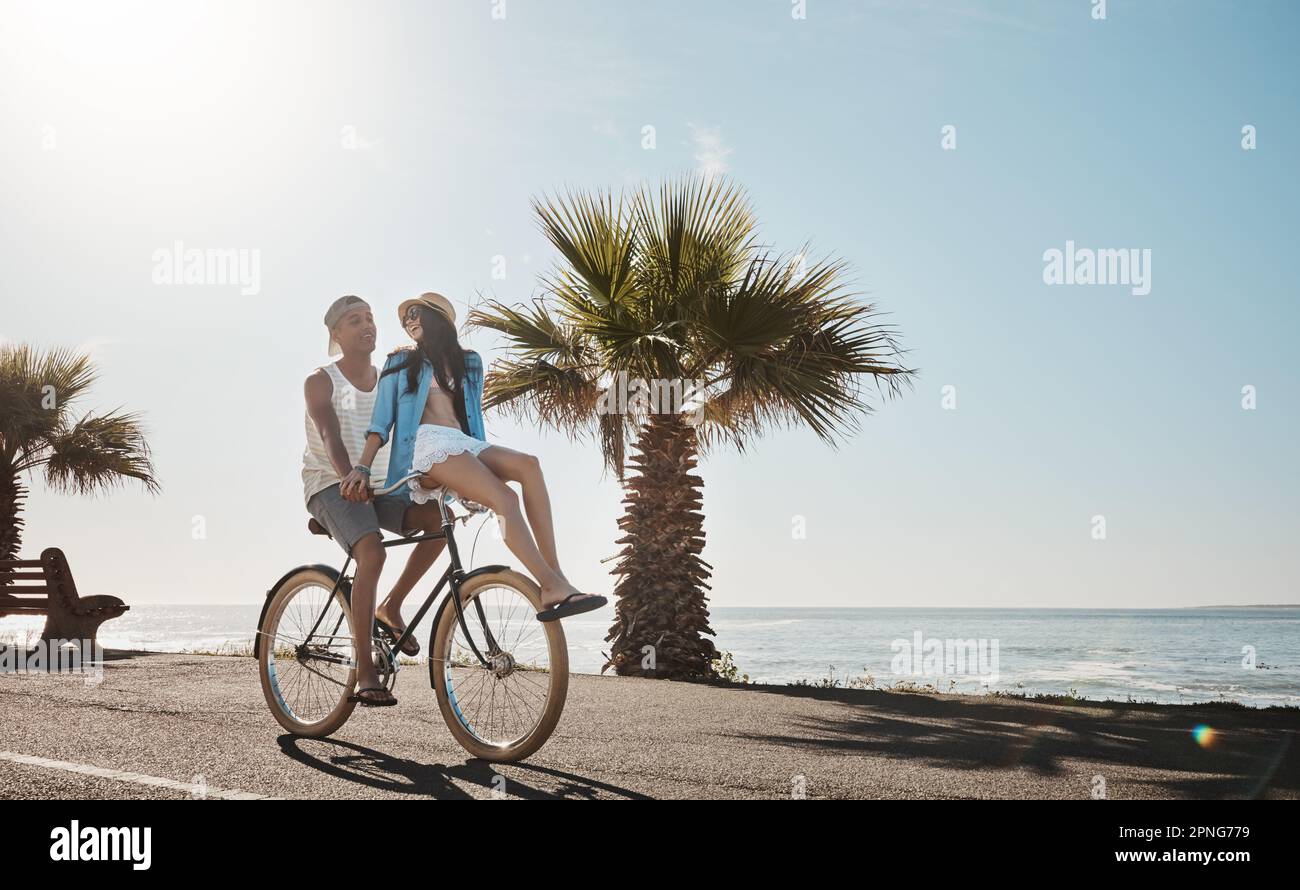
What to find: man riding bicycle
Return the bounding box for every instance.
[302,295,445,706]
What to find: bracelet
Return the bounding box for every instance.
[353,465,371,475]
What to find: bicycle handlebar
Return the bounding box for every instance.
[369,471,425,497]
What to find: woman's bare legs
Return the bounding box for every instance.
[376,503,446,634]
[416,451,592,608]
[477,445,567,582]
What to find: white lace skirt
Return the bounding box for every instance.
[408,424,491,504]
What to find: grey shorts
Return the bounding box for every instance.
[306,484,413,553]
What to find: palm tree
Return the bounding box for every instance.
[0,344,160,570]
[469,174,913,680]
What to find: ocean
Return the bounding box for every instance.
[3,605,1297,708]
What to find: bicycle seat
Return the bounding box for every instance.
[416,481,490,516]
[441,491,491,516]
[307,517,331,538]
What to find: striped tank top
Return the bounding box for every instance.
[302,362,390,505]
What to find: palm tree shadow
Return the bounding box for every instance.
[275,736,652,799]
[732,685,1300,798]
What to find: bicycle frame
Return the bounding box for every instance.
[301,493,503,670]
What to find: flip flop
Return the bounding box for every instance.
[348,686,397,707]
[536,593,608,623]
[375,617,420,656]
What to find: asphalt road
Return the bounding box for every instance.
[1,651,1296,799]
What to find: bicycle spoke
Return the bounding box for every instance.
[440,582,557,749]
[265,580,353,726]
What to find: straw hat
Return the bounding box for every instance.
[397,292,456,328]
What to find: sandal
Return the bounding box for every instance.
[348,686,397,707]
[375,616,420,656]
[536,593,608,623]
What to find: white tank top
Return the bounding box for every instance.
[302,362,390,505]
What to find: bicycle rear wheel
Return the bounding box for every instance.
[430,569,568,762]
[258,568,358,737]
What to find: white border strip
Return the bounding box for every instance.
[0,751,279,800]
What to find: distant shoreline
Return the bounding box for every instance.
[6,604,1299,708]
[1189,604,1300,610]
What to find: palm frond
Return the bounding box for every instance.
[0,344,97,465]
[531,187,638,310]
[43,410,161,497]
[469,296,605,428]
[597,409,628,478]
[482,356,637,476]
[631,173,758,313]
[469,298,593,366]
[689,250,914,449]
[481,357,599,429]
[477,176,913,460]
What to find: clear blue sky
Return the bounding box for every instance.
[2,0,1296,607]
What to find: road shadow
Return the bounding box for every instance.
[0,644,171,667]
[100,647,176,662]
[275,735,653,800]
[730,684,1300,798]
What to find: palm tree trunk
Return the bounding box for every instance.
[0,470,25,582]
[604,411,718,679]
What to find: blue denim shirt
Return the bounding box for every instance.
[367,348,486,498]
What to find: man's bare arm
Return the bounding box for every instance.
[304,370,356,480]
[340,433,385,501]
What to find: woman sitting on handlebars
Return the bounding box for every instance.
[343,292,607,627]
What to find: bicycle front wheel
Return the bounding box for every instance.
[431,569,568,762]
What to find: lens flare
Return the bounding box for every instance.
[1192,724,1216,747]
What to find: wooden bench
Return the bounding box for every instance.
[0,548,129,646]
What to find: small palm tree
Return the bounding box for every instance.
[0,344,160,568]
[470,175,913,679]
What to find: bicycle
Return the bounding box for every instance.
[254,472,568,762]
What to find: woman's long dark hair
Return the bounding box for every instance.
[381,304,470,434]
